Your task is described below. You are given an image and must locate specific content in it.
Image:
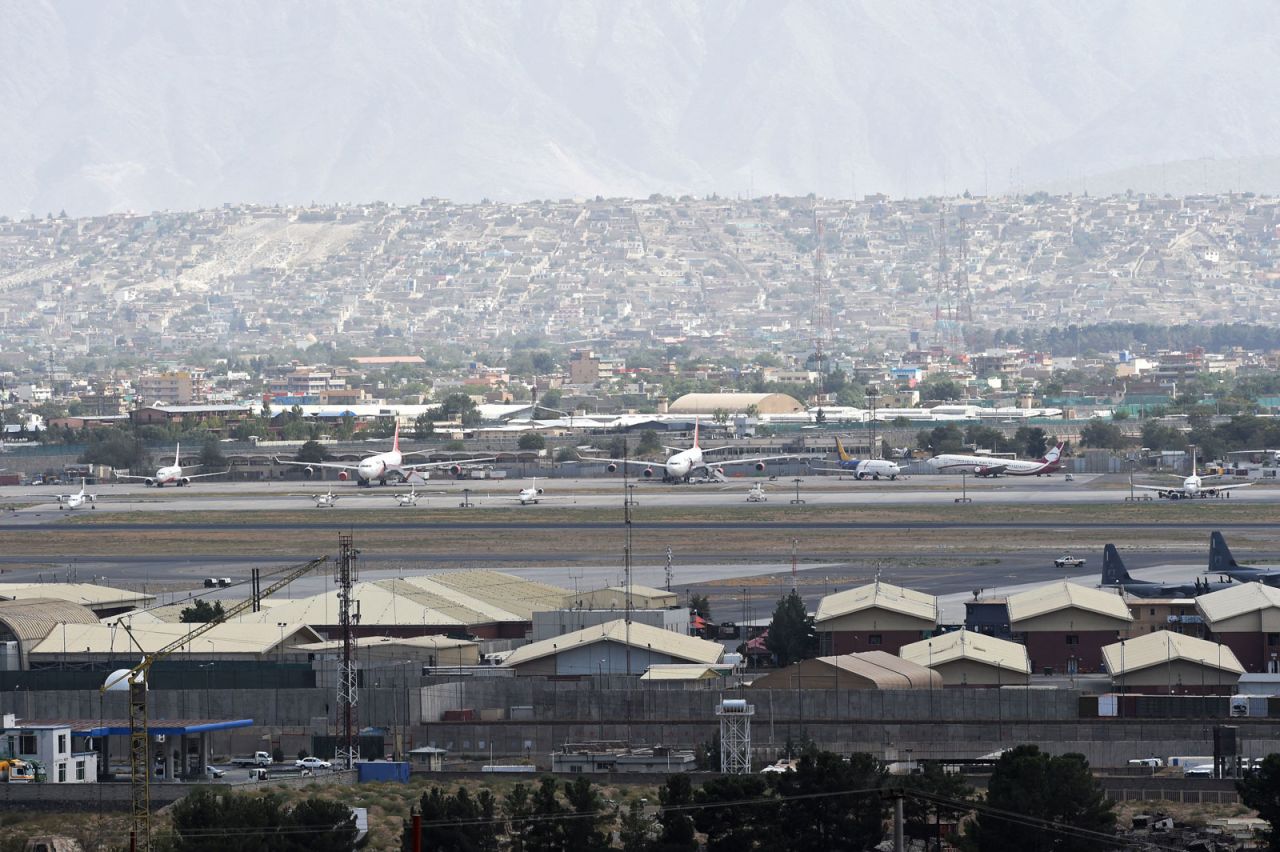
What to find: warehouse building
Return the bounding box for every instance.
[814,581,938,656]
[899,628,1031,687]
[564,584,679,611]
[294,635,479,668]
[0,583,155,619]
[0,598,101,670]
[503,619,723,677]
[1101,630,1243,695]
[26,622,322,667]
[1006,581,1132,675]
[748,651,941,691]
[1196,583,1280,673]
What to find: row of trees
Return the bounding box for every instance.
[164,788,357,851]
[915,424,1052,458]
[400,746,1117,852]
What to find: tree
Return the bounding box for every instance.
[636,429,663,457]
[917,424,965,454]
[79,427,147,471]
[440,393,482,427]
[524,776,567,852]
[1079,421,1127,450]
[414,411,435,440]
[920,377,963,401]
[712,407,730,425]
[652,774,698,852]
[769,750,887,852]
[764,590,817,666]
[179,599,225,623]
[1239,753,1280,851]
[619,799,656,852]
[504,783,535,852]
[901,761,973,843]
[170,789,355,852]
[689,593,711,621]
[1015,426,1049,459]
[295,440,331,463]
[693,774,779,851]
[406,786,499,852]
[562,776,610,852]
[518,432,546,451]
[966,745,1115,852]
[199,435,226,473]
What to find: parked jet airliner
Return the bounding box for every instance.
[114,444,227,487]
[579,421,794,482]
[926,443,1064,477]
[274,424,493,486]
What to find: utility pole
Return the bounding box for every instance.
[790,539,798,593]
[664,546,673,592]
[335,534,359,769]
[811,206,831,416]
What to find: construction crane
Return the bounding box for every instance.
[102,556,328,852]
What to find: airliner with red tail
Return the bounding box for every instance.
[578,420,795,482]
[925,442,1065,477]
[274,424,493,486]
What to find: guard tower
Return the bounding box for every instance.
[717,698,754,774]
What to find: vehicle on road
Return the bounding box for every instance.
[1183,764,1215,778]
[204,765,225,779]
[231,751,272,767]
[295,757,332,770]
[1054,555,1086,569]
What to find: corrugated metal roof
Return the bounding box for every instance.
[234,583,468,628]
[1005,581,1132,624]
[27,622,322,656]
[639,664,723,681]
[421,571,571,621]
[294,635,475,653]
[899,629,1031,674]
[1101,630,1244,676]
[815,581,937,625]
[504,619,723,668]
[820,651,943,688]
[0,583,154,610]
[1196,582,1280,625]
[0,598,99,650]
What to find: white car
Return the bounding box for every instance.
[295,757,332,770]
[1183,764,1215,778]
[203,765,225,778]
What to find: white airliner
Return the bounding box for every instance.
[808,437,902,480]
[926,443,1065,477]
[579,421,795,482]
[274,424,493,486]
[114,444,228,487]
[1131,448,1251,500]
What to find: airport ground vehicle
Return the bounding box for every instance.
[231,751,272,767]
[1054,555,1086,569]
[0,757,34,782]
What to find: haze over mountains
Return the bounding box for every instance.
[4,0,1280,217]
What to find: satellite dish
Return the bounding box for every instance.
[103,667,145,692]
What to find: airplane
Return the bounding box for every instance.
[925,442,1065,477]
[393,486,424,507]
[114,443,228,487]
[273,424,494,487]
[1207,531,1280,586]
[40,479,98,510]
[578,421,795,483]
[503,478,567,506]
[807,437,902,480]
[300,489,340,508]
[1130,447,1251,500]
[1100,543,1232,598]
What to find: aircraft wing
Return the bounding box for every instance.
[806,463,854,473]
[399,457,495,472]
[112,472,154,481]
[273,458,363,471]
[706,454,797,468]
[1207,482,1253,493]
[576,454,661,469]
[178,469,230,480]
[1129,482,1174,493]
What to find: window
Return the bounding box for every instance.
[57,734,67,756]
[868,635,883,646]
[1149,608,1156,616]
[1065,635,1080,646]
[19,735,36,756]
[1269,634,1280,647]
[75,761,85,781]
[57,764,66,783]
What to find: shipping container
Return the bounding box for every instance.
[356,761,409,783]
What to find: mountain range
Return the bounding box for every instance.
[3,0,1280,216]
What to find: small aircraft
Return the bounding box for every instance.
[50,479,97,510]
[299,489,340,508]
[1130,448,1252,500]
[578,420,795,482]
[807,437,902,480]
[114,443,228,487]
[503,478,567,506]
[394,486,424,507]
[274,423,494,486]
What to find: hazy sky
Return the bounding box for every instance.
[3,0,1279,216]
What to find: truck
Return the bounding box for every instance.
[1054,555,1086,569]
[231,751,272,767]
[0,757,35,782]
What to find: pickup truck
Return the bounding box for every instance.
[231,751,272,767]
[1054,555,1086,569]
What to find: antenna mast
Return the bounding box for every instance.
[335,534,359,769]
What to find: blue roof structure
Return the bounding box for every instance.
[19,718,254,737]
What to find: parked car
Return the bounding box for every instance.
[295,757,332,770]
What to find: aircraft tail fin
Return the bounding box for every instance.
[693,418,699,449]
[393,422,400,453]
[836,437,852,462]
[1041,442,1064,463]
[1209,531,1239,572]
[1101,544,1134,585]
[175,443,180,467]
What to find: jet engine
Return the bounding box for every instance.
[178,477,191,486]
[449,464,463,476]
[754,462,767,472]
[642,467,655,478]
[336,470,349,481]
[606,463,618,473]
